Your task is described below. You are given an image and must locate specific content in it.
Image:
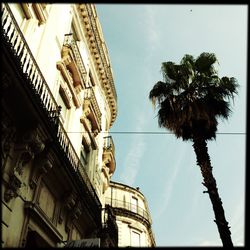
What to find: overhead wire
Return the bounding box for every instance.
[64,131,246,135]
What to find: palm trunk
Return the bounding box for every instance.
[192,136,233,247]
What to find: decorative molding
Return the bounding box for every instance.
[24,201,63,242]
[15,148,34,176]
[58,191,76,226]
[21,4,48,25]
[63,194,83,231]
[61,46,83,89]
[79,87,101,151]
[4,173,22,202]
[32,4,48,25]
[65,200,82,234]
[4,128,46,202]
[80,115,98,150]
[101,165,110,193]
[1,110,16,165]
[21,3,33,19]
[64,191,77,211]
[30,150,54,189]
[14,128,45,176]
[81,127,92,151]
[58,75,73,109]
[78,4,117,128]
[71,201,82,221]
[57,59,82,108]
[102,165,110,179]
[63,34,87,87]
[102,152,115,175]
[82,87,102,133]
[64,191,77,232]
[102,136,116,174]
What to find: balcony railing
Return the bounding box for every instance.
[103,136,115,154]
[103,136,116,174]
[63,33,87,85]
[2,3,101,223]
[84,87,102,130]
[105,197,152,226]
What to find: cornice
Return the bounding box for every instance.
[78,4,117,128]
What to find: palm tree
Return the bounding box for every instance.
[149,52,238,247]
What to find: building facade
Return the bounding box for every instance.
[2,3,117,247]
[105,181,156,247]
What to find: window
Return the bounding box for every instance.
[70,15,82,42]
[71,22,80,42]
[57,89,68,123]
[80,144,88,167]
[32,4,49,25]
[21,3,49,25]
[123,195,126,208]
[89,71,95,87]
[131,230,140,247]
[131,197,138,213]
[38,182,56,221]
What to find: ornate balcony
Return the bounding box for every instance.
[80,87,102,150]
[2,3,101,225]
[105,197,152,227]
[102,136,116,175]
[62,33,87,89]
[82,87,102,133]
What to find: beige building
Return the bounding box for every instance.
[105,181,156,247]
[2,3,117,247]
[2,3,156,248]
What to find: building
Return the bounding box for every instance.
[2,3,118,247]
[105,181,156,247]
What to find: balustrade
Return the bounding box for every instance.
[105,197,151,225]
[84,87,102,128]
[63,33,87,86]
[103,136,115,153]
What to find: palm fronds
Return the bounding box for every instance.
[149,52,239,141]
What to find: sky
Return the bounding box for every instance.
[95,4,247,247]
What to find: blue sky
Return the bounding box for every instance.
[95,4,247,246]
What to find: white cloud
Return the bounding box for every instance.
[198,239,221,246]
[144,6,160,52]
[154,143,189,220]
[230,197,245,246]
[120,140,146,186]
[120,113,147,186]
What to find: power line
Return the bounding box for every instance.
[64,131,246,135]
[110,132,246,135]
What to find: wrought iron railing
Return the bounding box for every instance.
[105,197,151,225]
[2,3,101,221]
[103,136,115,154]
[84,87,102,127]
[63,33,87,85]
